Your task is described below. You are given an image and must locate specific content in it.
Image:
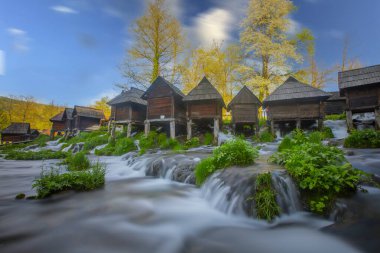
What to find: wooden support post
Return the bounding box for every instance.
[127,123,132,138]
[50,130,54,140]
[346,110,354,132]
[107,120,112,134]
[170,120,176,139]
[375,108,380,130]
[255,123,260,137]
[214,118,219,141]
[317,118,323,130]
[144,121,150,137]
[187,119,192,140]
[271,120,275,136]
[296,119,301,129]
[111,124,116,139]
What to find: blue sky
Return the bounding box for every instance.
[0,0,379,106]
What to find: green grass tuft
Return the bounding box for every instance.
[344,129,380,148]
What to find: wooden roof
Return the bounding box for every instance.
[1,122,30,135]
[50,111,64,122]
[73,106,105,119]
[142,76,184,99]
[327,91,345,101]
[107,87,147,106]
[227,86,261,110]
[263,77,330,106]
[63,108,74,120]
[338,65,380,90]
[183,77,225,106]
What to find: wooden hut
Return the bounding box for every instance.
[107,88,147,137]
[142,76,186,139]
[227,86,262,135]
[324,92,346,115]
[263,77,330,135]
[183,77,225,140]
[49,108,74,138]
[62,108,74,131]
[72,106,105,132]
[338,65,380,130]
[1,122,32,144]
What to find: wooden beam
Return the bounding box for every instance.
[271,120,275,136]
[187,119,192,140]
[127,123,132,138]
[346,110,354,132]
[375,107,380,130]
[214,118,219,142]
[296,118,301,129]
[170,120,176,139]
[144,120,150,137]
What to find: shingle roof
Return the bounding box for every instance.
[142,76,184,99]
[50,111,64,122]
[183,77,225,106]
[227,86,261,110]
[64,108,74,120]
[327,91,345,101]
[73,106,105,119]
[107,87,147,106]
[338,65,380,90]
[263,77,330,105]
[1,122,30,135]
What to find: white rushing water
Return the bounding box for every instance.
[324,120,348,139]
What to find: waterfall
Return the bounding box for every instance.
[201,168,301,218]
[324,120,348,139]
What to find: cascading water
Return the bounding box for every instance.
[324,120,348,139]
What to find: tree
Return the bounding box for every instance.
[20,96,35,122]
[122,0,185,89]
[91,97,111,120]
[341,36,362,72]
[240,0,302,101]
[180,42,243,104]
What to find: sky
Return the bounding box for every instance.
[0,0,379,106]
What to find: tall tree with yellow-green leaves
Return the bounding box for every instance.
[91,96,111,120]
[122,0,185,89]
[240,0,303,101]
[180,42,243,104]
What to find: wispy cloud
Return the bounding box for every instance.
[287,18,302,35]
[7,27,30,51]
[51,5,78,14]
[187,8,234,46]
[0,50,5,75]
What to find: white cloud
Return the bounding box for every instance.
[51,5,78,14]
[188,8,234,46]
[7,27,30,51]
[7,28,26,36]
[0,50,4,75]
[287,18,302,35]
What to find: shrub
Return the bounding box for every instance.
[95,137,136,156]
[5,150,68,160]
[82,134,109,152]
[114,138,136,155]
[270,132,367,215]
[321,126,334,139]
[203,132,214,145]
[254,130,275,143]
[195,139,259,185]
[184,137,200,149]
[344,129,380,148]
[32,163,106,199]
[65,152,90,171]
[259,118,267,127]
[325,113,345,120]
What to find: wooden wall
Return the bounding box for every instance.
[114,104,131,121]
[267,101,323,120]
[324,100,346,115]
[75,116,101,131]
[51,121,66,131]
[65,119,73,130]
[231,104,259,123]
[187,101,221,119]
[344,86,380,112]
[1,134,29,143]
[131,104,146,122]
[147,97,172,119]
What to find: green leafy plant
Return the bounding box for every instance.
[203,132,214,145]
[195,139,259,185]
[270,130,367,215]
[95,137,136,156]
[32,162,106,199]
[254,130,275,143]
[184,137,200,149]
[344,129,380,148]
[4,150,68,160]
[64,152,90,171]
[325,113,345,120]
